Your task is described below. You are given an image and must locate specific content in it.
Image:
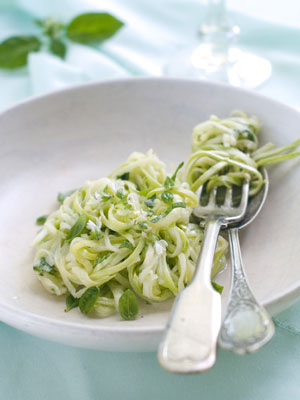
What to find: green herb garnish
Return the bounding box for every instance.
[33,257,54,275]
[65,294,79,312]
[119,240,134,249]
[101,186,112,201]
[66,214,88,241]
[117,172,130,180]
[79,287,100,315]
[94,253,111,267]
[161,191,174,204]
[138,222,148,230]
[118,289,139,321]
[116,189,124,199]
[212,281,224,294]
[164,161,184,188]
[144,194,156,208]
[57,189,76,204]
[150,201,186,223]
[36,215,48,225]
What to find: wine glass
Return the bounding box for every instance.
[165,0,271,88]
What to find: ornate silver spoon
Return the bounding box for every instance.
[219,168,275,354]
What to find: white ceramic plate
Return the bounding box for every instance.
[1,78,300,351]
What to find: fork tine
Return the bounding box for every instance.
[237,179,250,214]
[224,187,232,207]
[208,187,217,206]
[196,185,204,200]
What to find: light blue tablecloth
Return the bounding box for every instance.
[1,1,300,399]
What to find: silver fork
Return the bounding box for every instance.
[157,181,249,373]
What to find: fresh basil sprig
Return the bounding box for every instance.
[0,12,124,69]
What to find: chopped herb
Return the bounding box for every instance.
[101,185,112,201]
[172,201,186,209]
[65,294,79,312]
[116,189,124,199]
[238,129,255,142]
[36,215,48,225]
[94,253,111,267]
[57,189,76,203]
[164,176,174,189]
[146,209,154,216]
[33,257,54,275]
[150,201,186,223]
[161,191,174,204]
[164,162,184,188]
[66,213,88,241]
[138,221,148,230]
[119,240,134,249]
[144,194,156,208]
[171,161,184,181]
[118,289,139,320]
[117,172,130,180]
[150,232,161,243]
[212,281,224,294]
[90,230,102,240]
[79,286,99,314]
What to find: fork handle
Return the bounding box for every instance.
[157,219,223,373]
[218,228,274,354]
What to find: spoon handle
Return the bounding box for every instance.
[157,219,222,373]
[218,228,274,354]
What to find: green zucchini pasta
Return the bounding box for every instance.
[33,150,227,319]
[185,111,300,196]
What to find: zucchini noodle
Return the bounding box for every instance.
[33,150,227,318]
[185,111,300,196]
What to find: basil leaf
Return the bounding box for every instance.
[171,161,184,181]
[144,194,156,208]
[65,294,79,312]
[118,289,139,320]
[33,257,53,275]
[161,191,173,204]
[212,281,224,294]
[150,232,161,244]
[0,36,41,69]
[172,201,186,209]
[36,215,48,225]
[50,38,66,58]
[119,240,133,249]
[66,214,88,241]
[163,176,174,189]
[79,287,99,314]
[101,186,112,201]
[57,189,76,203]
[66,13,124,44]
[164,162,184,188]
[90,230,102,240]
[138,221,148,230]
[116,189,124,199]
[117,172,130,180]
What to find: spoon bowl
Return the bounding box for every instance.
[219,168,275,354]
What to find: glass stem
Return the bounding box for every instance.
[199,0,239,50]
